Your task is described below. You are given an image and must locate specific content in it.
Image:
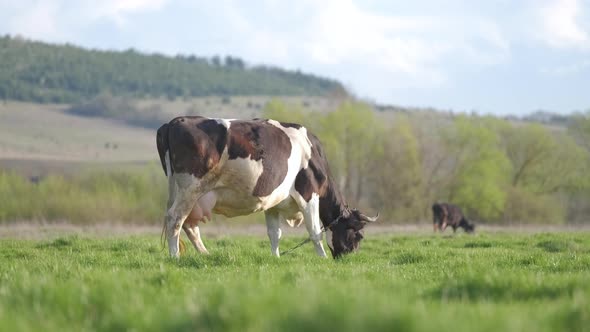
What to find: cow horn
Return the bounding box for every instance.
[360,213,379,223]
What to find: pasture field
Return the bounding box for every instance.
[0,230,589,332]
[0,102,156,162]
[0,97,333,165]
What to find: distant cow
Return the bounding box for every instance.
[432,203,475,233]
[156,116,378,259]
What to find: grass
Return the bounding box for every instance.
[0,231,589,332]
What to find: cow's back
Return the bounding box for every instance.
[444,204,465,225]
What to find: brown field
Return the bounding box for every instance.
[0,101,156,163]
[0,97,339,176]
[135,95,340,119]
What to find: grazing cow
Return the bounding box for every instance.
[432,203,475,233]
[156,116,378,259]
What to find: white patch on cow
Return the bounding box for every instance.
[253,120,311,210]
[209,156,267,216]
[214,118,233,129]
[257,146,301,210]
[290,191,327,257]
[251,119,315,212]
[267,119,312,168]
[164,150,172,178]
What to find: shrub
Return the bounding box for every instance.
[0,165,167,224]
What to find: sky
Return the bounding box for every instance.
[1,0,590,115]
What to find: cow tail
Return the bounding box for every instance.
[156,123,170,177]
[157,123,169,251]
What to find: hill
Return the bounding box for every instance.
[0,101,155,163]
[0,35,344,103]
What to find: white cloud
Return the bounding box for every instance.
[541,59,590,75]
[8,0,66,40]
[215,0,511,89]
[300,1,455,88]
[89,0,169,26]
[6,0,169,40]
[537,0,589,50]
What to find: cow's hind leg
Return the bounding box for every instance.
[165,173,199,257]
[264,209,282,257]
[183,223,209,254]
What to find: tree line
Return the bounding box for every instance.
[0,35,343,103]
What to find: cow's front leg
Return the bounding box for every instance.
[298,193,327,258]
[264,209,282,257]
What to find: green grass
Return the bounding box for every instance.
[1,232,589,332]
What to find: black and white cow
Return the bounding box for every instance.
[156,116,378,259]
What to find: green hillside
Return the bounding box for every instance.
[0,35,344,103]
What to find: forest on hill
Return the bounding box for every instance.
[0,35,344,103]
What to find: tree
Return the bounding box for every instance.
[210,55,221,67]
[500,123,587,194]
[316,102,383,205]
[367,115,424,221]
[496,122,589,224]
[262,99,307,126]
[0,37,344,103]
[569,111,590,151]
[440,116,511,221]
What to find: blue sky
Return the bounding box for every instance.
[1,0,589,115]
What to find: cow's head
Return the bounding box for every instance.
[327,209,378,258]
[463,222,475,233]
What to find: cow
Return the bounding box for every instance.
[432,203,475,233]
[156,116,379,259]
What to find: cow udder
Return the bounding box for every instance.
[184,192,217,227]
